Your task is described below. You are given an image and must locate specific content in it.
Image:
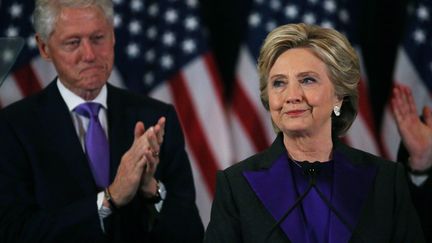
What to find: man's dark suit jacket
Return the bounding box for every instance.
[0,81,204,242]
[205,133,425,243]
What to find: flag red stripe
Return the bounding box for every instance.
[357,80,376,135]
[357,79,388,157]
[13,65,43,97]
[232,78,270,151]
[203,53,225,106]
[169,72,219,194]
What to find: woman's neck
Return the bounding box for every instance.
[283,133,334,162]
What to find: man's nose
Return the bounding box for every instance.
[81,40,96,61]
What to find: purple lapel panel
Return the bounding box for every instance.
[243,153,308,242]
[328,150,377,242]
[243,149,377,243]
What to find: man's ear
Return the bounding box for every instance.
[35,34,51,61]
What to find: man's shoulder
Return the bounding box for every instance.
[108,84,173,111]
[0,89,43,118]
[0,81,59,117]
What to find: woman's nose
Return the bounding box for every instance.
[285,83,303,103]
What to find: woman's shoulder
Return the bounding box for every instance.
[225,133,285,170]
[224,153,265,174]
[337,140,399,168]
[222,145,281,177]
[223,134,289,176]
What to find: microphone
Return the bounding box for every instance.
[264,163,318,242]
[264,163,365,242]
[312,181,365,243]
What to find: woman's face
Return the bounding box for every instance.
[267,48,341,137]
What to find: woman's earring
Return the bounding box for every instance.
[333,106,341,116]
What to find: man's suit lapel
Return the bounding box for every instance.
[106,85,136,183]
[36,82,96,192]
[242,134,377,242]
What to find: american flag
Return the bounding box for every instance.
[232,0,382,162]
[381,0,432,160]
[0,0,232,226]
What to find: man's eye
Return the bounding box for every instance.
[92,35,105,43]
[65,40,79,46]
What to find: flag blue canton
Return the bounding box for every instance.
[113,0,209,93]
[245,0,361,60]
[0,2,39,69]
[403,0,432,91]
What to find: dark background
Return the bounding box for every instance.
[201,0,409,130]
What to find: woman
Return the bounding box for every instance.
[204,23,424,243]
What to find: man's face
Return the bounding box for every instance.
[37,6,115,98]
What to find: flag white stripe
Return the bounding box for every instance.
[182,58,233,169]
[394,49,432,107]
[237,47,275,141]
[31,58,56,87]
[346,116,380,155]
[229,111,259,162]
[237,46,261,103]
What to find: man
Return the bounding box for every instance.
[391,84,432,242]
[0,0,203,242]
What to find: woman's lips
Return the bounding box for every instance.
[285,109,307,116]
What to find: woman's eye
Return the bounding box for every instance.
[300,77,316,84]
[272,80,285,88]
